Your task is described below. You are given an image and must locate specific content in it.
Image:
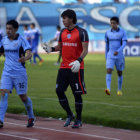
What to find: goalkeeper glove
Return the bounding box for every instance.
[41,42,55,53]
[69,57,83,73]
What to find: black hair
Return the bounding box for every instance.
[110,16,119,24]
[24,24,28,28]
[6,20,19,29]
[31,23,35,27]
[61,9,77,24]
[57,25,61,30]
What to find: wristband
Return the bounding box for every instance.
[77,57,83,63]
[51,47,55,52]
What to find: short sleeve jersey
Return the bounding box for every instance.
[54,31,60,41]
[0,34,31,76]
[105,28,127,59]
[24,30,31,45]
[59,25,89,69]
[30,28,41,48]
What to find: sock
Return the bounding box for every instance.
[23,97,34,119]
[33,54,37,64]
[0,93,8,122]
[118,75,123,90]
[106,74,112,91]
[35,54,42,61]
[75,102,83,121]
[59,98,73,117]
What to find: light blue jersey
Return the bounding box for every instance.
[0,34,31,76]
[24,30,31,45]
[105,28,127,59]
[30,28,41,50]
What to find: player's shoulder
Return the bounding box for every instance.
[118,28,126,33]
[1,35,8,43]
[76,25,87,33]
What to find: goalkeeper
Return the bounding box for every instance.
[42,9,89,128]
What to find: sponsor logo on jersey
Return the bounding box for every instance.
[62,42,77,47]
[67,34,71,39]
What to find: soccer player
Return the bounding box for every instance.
[0,20,35,128]
[23,24,31,45]
[30,23,43,65]
[50,25,61,65]
[42,9,89,128]
[105,16,127,96]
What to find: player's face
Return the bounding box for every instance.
[6,24,17,38]
[110,20,118,30]
[62,16,73,27]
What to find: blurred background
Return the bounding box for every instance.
[0,0,140,55]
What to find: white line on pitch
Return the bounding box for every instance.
[0,132,38,140]
[5,122,120,140]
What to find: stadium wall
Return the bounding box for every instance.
[0,3,140,55]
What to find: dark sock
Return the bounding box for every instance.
[59,98,73,117]
[75,102,83,121]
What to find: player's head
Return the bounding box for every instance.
[30,23,35,29]
[110,16,119,29]
[61,9,77,27]
[23,24,28,30]
[57,25,61,31]
[6,20,19,38]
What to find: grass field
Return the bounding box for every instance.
[0,54,140,130]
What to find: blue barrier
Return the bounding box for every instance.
[0,3,140,41]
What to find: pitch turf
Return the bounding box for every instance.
[0,54,140,130]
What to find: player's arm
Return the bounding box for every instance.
[114,30,127,56]
[105,32,109,59]
[69,29,89,73]
[18,50,32,63]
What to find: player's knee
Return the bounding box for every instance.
[74,94,83,103]
[56,88,65,100]
[19,94,27,102]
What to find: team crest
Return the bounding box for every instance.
[14,43,18,47]
[67,34,71,39]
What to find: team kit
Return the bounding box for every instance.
[0,9,127,128]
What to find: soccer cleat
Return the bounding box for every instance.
[64,114,75,127]
[26,118,35,128]
[117,90,122,96]
[39,60,44,65]
[0,120,3,128]
[105,89,111,95]
[72,120,82,128]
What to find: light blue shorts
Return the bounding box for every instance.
[0,74,28,95]
[106,57,125,71]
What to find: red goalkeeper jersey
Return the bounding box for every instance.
[59,25,89,69]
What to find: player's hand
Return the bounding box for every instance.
[69,60,80,73]
[18,54,25,63]
[114,51,118,56]
[41,42,52,53]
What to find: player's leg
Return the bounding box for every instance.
[0,75,12,127]
[116,58,125,96]
[105,58,115,95]
[56,69,74,127]
[70,69,86,128]
[14,75,35,127]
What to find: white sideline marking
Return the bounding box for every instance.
[29,96,133,108]
[0,132,38,140]
[5,122,120,140]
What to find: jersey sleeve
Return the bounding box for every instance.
[122,30,127,41]
[0,40,4,53]
[21,36,31,51]
[59,29,65,43]
[79,29,89,42]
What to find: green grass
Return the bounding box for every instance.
[0,54,140,130]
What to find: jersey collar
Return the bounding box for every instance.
[111,27,120,32]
